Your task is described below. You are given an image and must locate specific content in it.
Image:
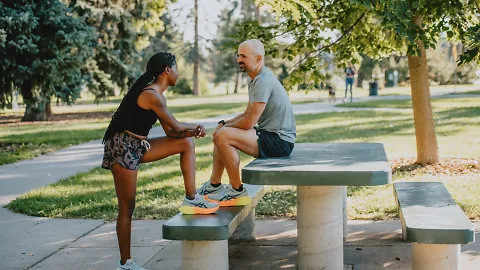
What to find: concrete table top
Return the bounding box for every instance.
[394,182,475,244]
[242,143,391,186]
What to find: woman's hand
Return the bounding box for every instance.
[194,124,206,138]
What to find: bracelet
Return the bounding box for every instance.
[218,120,226,126]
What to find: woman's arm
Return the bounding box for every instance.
[138,90,198,136]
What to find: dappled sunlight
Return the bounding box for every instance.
[194,142,215,154]
[7,96,480,220]
[2,122,108,138]
[70,171,112,183]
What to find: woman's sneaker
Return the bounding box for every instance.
[207,185,252,207]
[196,180,228,197]
[116,258,146,270]
[179,194,219,214]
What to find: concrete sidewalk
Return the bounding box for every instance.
[28,219,480,270]
[1,97,479,269]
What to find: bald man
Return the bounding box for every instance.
[197,39,296,206]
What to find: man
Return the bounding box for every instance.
[197,39,296,206]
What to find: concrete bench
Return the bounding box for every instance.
[393,182,475,270]
[242,143,392,270]
[162,184,265,270]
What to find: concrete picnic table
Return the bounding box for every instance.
[242,143,392,270]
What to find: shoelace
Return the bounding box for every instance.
[140,140,151,152]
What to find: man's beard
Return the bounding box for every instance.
[239,63,247,72]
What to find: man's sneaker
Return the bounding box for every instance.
[196,180,228,197]
[178,194,219,214]
[116,258,146,270]
[207,185,252,207]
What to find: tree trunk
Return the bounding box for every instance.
[234,72,242,94]
[255,6,261,24]
[407,15,439,164]
[22,96,51,121]
[193,0,200,96]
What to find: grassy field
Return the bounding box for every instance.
[458,90,480,95]
[7,95,480,221]
[336,96,479,110]
[0,88,353,166]
[0,102,246,165]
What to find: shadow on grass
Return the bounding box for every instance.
[436,107,480,121]
[5,137,251,220]
[296,111,415,142]
[7,106,480,220]
[296,107,479,143]
[257,188,297,218]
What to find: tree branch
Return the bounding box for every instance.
[288,12,366,72]
[475,0,480,13]
[274,21,313,38]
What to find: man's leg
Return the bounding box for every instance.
[215,127,259,189]
[209,145,224,185]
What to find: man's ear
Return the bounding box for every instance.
[165,66,170,74]
[257,55,262,63]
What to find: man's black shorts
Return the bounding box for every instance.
[255,127,294,158]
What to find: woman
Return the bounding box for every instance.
[102,52,219,270]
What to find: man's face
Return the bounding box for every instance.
[237,44,258,73]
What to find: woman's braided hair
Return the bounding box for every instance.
[102,52,176,143]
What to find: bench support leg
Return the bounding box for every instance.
[181,240,228,270]
[297,186,344,270]
[412,243,460,270]
[231,209,256,241]
[343,186,348,241]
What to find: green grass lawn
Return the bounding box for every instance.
[0,95,354,166]
[7,96,480,220]
[0,102,246,165]
[336,96,478,110]
[336,99,413,109]
[458,90,480,95]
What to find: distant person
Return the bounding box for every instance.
[345,63,356,102]
[328,85,336,104]
[196,39,296,206]
[102,52,218,270]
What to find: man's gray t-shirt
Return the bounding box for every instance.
[248,67,296,143]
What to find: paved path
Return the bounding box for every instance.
[11,219,480,270]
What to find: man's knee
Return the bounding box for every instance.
[217,127,243,147]
[215,128,230,145]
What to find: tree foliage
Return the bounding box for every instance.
[0,0,171,120]
[224,0,480,90]
[67,0,169,100]
[0,0,95,120]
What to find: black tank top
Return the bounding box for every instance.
[126,88,158,136]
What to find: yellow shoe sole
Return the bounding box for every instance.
[178,205,219,215]
[214,196,252,207]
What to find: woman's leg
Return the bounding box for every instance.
[349,80,354,99]
[111,164,138,265]
[140,136,196,198]
[345,80,349,98]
